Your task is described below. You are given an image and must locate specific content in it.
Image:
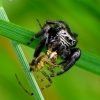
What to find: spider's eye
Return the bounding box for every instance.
[65,36,69,40]
[69,39,72,43]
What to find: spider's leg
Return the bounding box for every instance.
[46,20,56,24]
[27,22,51,45]
[29,34,48,66]
[45,65,55,73]
[57,61,67,69]
[30,55,44,72]
[39,70,52,90]
[58,61,66,65]
[44,61,56,73]
[32,64,52,83]
[33,69,45,82]
[15,74,33,96]
[57,48,81,76]
[27,29,44,45]
[50,48,81,77]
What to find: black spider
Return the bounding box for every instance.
[27,20,81,76]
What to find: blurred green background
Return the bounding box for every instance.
[0,0,100,100]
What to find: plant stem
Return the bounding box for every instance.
[76,50,100,75]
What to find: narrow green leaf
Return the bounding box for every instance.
[0,18,41,49]
[0,1,44,100]
[76,50,100,75]
[0,18,38,48]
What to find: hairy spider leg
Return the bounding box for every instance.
[50,48,81,77]
[39,70,52,90]
[32,67,53,90]
[29,54,52,88]
[15,71,52,95]
[45,65,55,73]
[27,29,45,45]
[15,74,33,96]
[36,19,42,29]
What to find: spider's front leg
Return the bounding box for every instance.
[27,24,51,70]
[50,48,81,77]
[29,33,49,68]
[27,29,45,45]
[27,22,51,45]
[57,48,81,75]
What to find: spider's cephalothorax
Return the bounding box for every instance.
[27,20,81,76]
[57,29,77,47]
[48,28,77,60]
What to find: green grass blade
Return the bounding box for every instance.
[76,50,100,75]
[0,1,44,100]
[0,18,37,48]
[0,18,41,49]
